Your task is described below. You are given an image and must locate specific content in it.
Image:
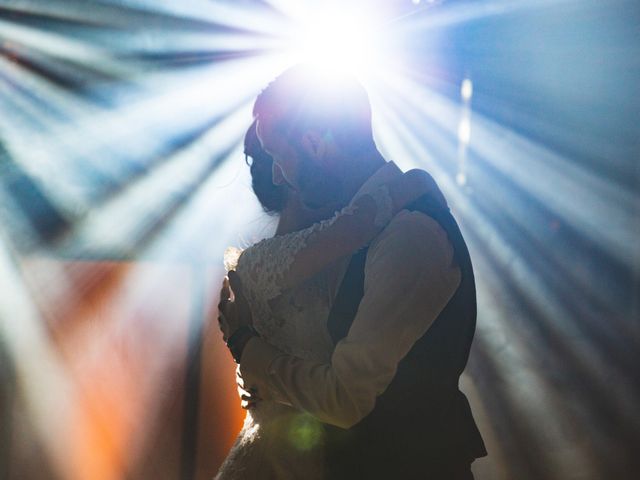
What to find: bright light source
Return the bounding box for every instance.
[458,117,471,144]
[287,5,382,79]
[461,78,473,101]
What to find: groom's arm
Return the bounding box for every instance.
[238,210,461,428]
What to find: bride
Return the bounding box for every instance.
[215,120,445,479]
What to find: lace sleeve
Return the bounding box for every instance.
[235,184,395,302]
[369,185,394,227]
[235,204,356,301]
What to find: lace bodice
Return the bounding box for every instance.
[230,206,364,361]
[217,230,337,480]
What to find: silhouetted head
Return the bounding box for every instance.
[244,119,287,214]
[253,65,378,209]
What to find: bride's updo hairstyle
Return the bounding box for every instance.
[244,119,287,214]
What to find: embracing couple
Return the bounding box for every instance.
[216,66,487,479]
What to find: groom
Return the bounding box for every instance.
[219,66,487,479]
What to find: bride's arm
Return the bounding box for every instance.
[236,169,445,300]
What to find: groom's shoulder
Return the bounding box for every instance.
[366,209,454,268]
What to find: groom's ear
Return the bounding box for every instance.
[300,129,327,160]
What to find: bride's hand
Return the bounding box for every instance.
[386,168,448,211]
[217,271,253,342]
[236,366,261,410]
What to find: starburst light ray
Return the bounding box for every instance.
[0,1,638,479]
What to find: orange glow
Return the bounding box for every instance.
[197,269,247,478]
[9,258,243,479]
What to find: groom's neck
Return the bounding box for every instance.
[340,148,387,203]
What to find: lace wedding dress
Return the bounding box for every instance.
[215,270,332,478]
[215,177,423,479]
[215,211,356,479]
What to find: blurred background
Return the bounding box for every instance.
[0,1,638,479]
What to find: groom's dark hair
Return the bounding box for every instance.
[253,65,376,156]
